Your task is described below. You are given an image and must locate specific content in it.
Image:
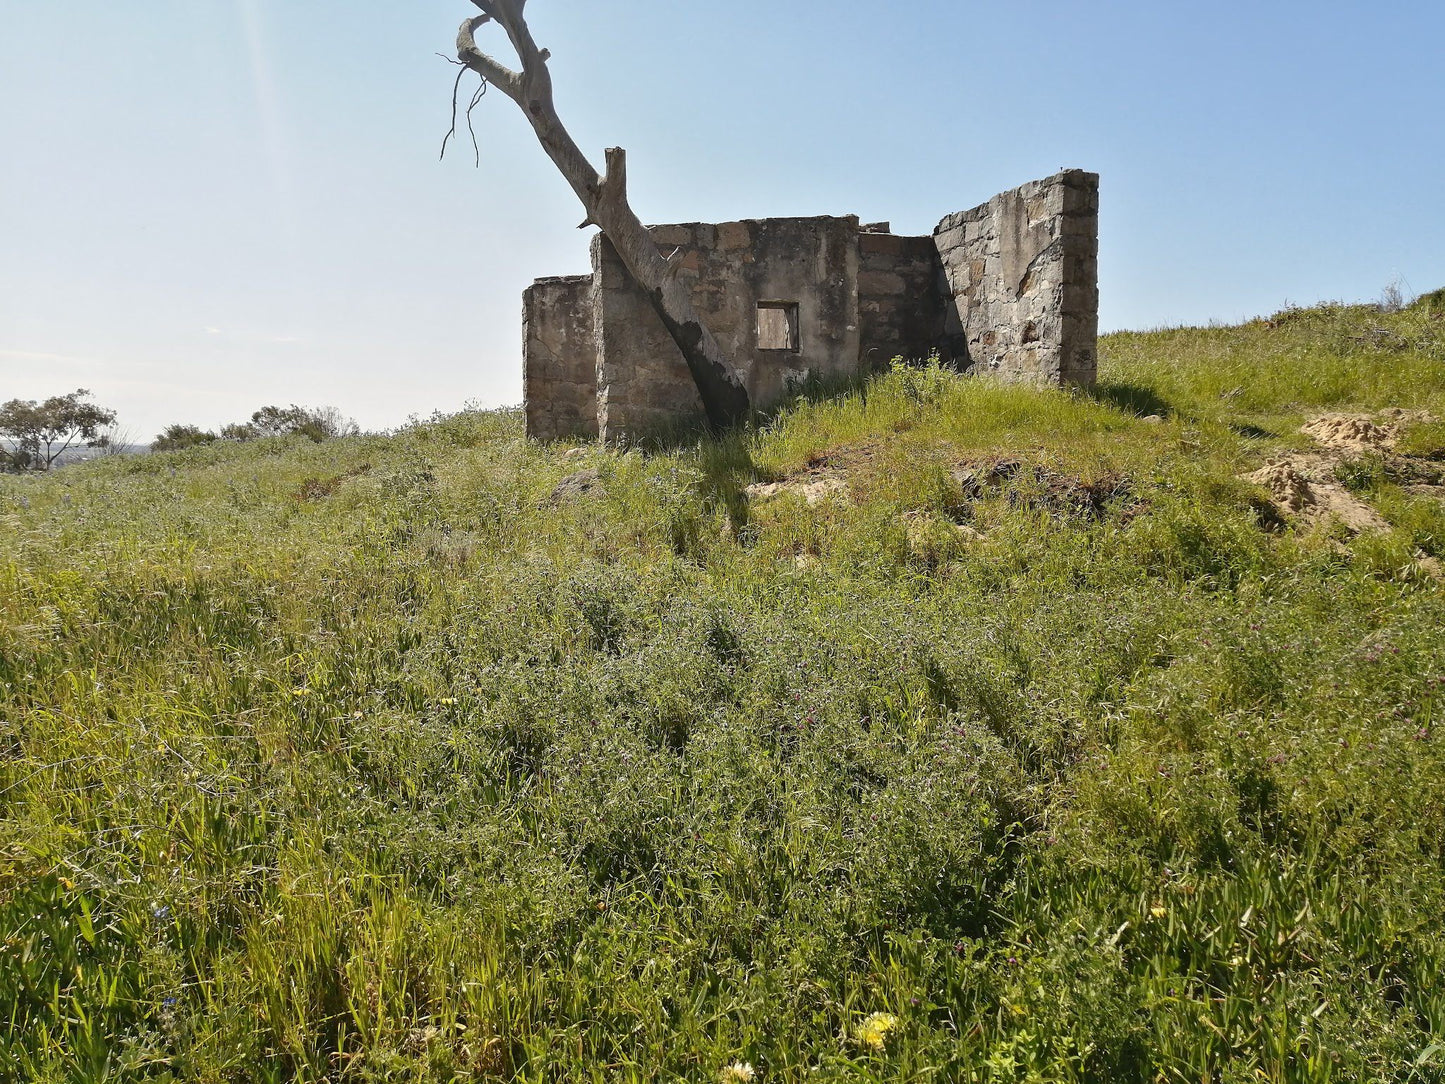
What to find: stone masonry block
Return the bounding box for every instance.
[934,226,965,253]
[648,224,695,247]
[858,270,907,296]
[860,233,905,257]
[716,221,751,251]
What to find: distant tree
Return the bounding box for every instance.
[297,405,360,442]
[152,424,219,453]
[221,405,359,443]
[0,389,117,471]
[220,422,259,442]
[248,405,315,438]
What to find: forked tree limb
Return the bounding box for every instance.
[455,2,750,430]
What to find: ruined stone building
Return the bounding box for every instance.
[523,170,1099,442]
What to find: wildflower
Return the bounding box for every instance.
[856,1011,900,1051]
[1229,955,1245,967]
[439,698,458,706]
[292,688,310,697]
[719,1062,756,1083]
[1150,905,1168,919]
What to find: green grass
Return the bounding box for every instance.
[3,302,1445,1082]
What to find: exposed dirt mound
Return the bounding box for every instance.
[1242,410,1443,534]
[1241,458,1389,532]
[1243,461,1315,514]
[1301,414,1396,452]
[952,459,1136,522]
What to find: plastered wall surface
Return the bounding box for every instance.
[523,276,598,442]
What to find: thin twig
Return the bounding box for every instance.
[439,54,487,167]
[465,77,488,167]
[440,63,467,161]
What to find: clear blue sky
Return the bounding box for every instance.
[2,1,1442,439]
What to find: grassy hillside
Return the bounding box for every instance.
[3,301,1444,1083]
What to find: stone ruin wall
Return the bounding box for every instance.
[522,170,1099,443]
[857,229,945,374]
[934,170,1099,384]
[523,275,598,441]
[596,216,861,440]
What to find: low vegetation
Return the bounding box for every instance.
[153,406,361,453]
[3,301,1444,1082]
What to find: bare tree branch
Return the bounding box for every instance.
[456,16,521,99]
[449,3,750,428]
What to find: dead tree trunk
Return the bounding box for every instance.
[455,1,750,430]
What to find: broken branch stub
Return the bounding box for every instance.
[455,2,749,430]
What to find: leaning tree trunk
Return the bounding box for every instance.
[455,1,750,430]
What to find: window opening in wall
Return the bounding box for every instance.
[757,301,800,352]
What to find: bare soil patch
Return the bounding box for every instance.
[1241,456,1389,532]
[293,464,373,503]
[744,478,848,506]
[1242,411,1440,534]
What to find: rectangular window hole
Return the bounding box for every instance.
[757,301,800,351]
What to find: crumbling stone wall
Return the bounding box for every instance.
[934,170,1098,384]
[597,217,861,440]
[857,229,945,372]
[523,275,597,442]
[519,170,1099,441]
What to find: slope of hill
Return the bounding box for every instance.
[3,301,1444,1082]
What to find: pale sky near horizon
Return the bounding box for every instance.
[3,1,1443,440]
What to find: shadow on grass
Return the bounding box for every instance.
[1230,422,1280,440]
[575,357,965,531]
[1088,381,1173,419]
[621,365,901,534]
[692,431,758,534]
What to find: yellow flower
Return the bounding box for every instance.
[1150,905,1168,919]
[719,1062,756,1083]
[439,698,458,706]
[856,1011,900,1051]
